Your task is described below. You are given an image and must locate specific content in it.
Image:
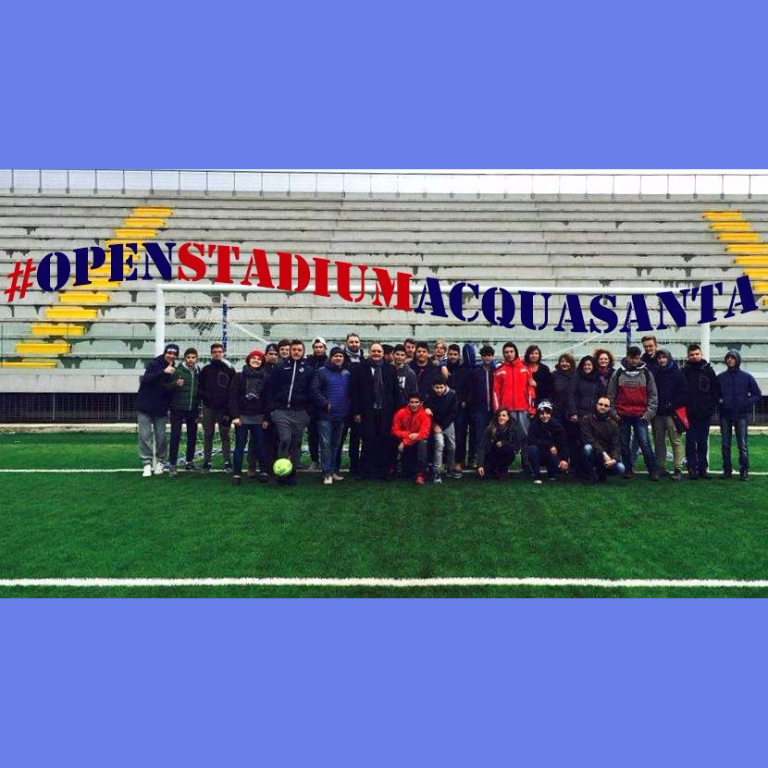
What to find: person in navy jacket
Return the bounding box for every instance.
[717,349,762,480]
[314,347,353,484]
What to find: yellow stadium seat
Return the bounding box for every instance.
[122,218,166,228]
[16,341,71,356]
[133,207,173,217]
[735,257,768,265]
[114,229,158,239]
[703,211,744,220]
[709,222,751,232]
[717,232,760,243]
[31,324,86,337]
[727,245,768,255]
[58,292,111,305]
[45,307,99,321]
[0,360,58,369]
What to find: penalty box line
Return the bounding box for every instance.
[1,577,768,589]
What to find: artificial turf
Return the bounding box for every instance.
[0,432,766,598]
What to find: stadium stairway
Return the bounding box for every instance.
[1,192,767,391]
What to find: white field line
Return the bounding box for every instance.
[1,577,768,589]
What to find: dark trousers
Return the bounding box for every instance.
[401,441,429,478]
[527,444,564,478]
[360,411,395,479]
[337,418,362,475]
[169,409,198,465]
[583,444,626,480]
[564,419,582,474]
[454,406,469,466]
[483,443,517,477]
[308,418,320,463]
[233,423,267,476]
[472,408,493,464]
[720,416,749,473]
[686,416,711,474]
[620,417,658,474]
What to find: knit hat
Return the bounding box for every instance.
[537,400,554,412]
[329,346,344,358]
[265,343,278,355]
[164,344,180,356]
[246,350,265,365]
[313,337,327,349]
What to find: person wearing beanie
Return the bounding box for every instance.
[652,348,687,481]
[682,343,720,480]
[527,400,569,484]
[168,347,202,477]
[136,343,179,477]
[199,343,236,472]
[306,338,329,472]
[718,349,762,480]
[229,350,270,485]
[607,346,660,481]
[580,396,626,483]
[314,347,353,485]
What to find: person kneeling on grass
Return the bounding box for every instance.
[136,343,179,478]
[392,394,432,485]
[476,409,525,481]
[229,350,271,486]
[580,396,626,484]
[527,400,570,485]
[424,376,462,484]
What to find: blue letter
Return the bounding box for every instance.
[413,277,448,317]
[449,282,479,322]
[37,252,70,292]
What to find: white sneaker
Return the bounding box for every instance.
[308,462,321,473]
[323,475,333,486]
[154,463,165,476]
[332,473,345,482]
[142,465,153,478]
[533,479,543,485]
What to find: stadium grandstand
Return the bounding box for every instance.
[1,169,767,423]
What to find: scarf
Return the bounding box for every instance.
[371,360,384,409]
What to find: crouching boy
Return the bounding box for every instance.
[392,394,432,485]
[526,400,570,484]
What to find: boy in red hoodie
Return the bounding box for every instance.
[392,394,432,485]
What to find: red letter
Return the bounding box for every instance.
[313,257,331,297]
[336,261,367,303]
[371,267,412,312]
[277,252,311,293]
[241,249,275,288]
[178,242,206,282]
[209,243,240,285]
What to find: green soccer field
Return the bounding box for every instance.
[0,432,767,598]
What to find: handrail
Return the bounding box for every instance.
[1,169,768,198]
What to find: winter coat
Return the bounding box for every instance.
[469,362,498,414]
[199,360,236,410]
[551,368,575,419]
[528,416,569,460]
[476,420,525,467]
[567,362,601,419]
[352,360,400,421]
[391,406,432,446]
[393,365,419,408]
[136,355,176,417]
[446,361,472,407]
[718,350,761,418]
[170,362,201,413]
[596,366,615,399]
[266,358,319,413]
[410,360,442,399]
[607,359,658,420]
[580,413,621,461]
[424,388,459,430]
[529,363,553,405]
[682,359,720,419]
[314,363,353,421]
[229,366,270,419]
[307,353,329,371]
[492,358,536,414]
[654,358,687,417]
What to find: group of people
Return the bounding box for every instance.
[135,333,762,486]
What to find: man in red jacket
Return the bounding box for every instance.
[392,394,432,484]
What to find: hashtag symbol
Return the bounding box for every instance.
[4,259,37,303]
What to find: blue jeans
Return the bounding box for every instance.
[233,423,266,476]
[583,444,626,479]
[527,444,564,478]
[686,416,711,474]
[720,416,749,473]
[619,417,657,474]
[318,419,345,476]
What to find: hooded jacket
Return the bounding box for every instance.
[199,359,236,410]
[653,350,687,417]
[607,358,658,420]
[682,357,720,419]
[137,355,176,417]
[492,358,536,414]
[469,361,498,414]
[266,358,320,413]
[314,361,353,421]
[170,361,201,413]
[446,360,471,408]
[717,350,761,418]
[393,364,419,408]
[567,357,601,419]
